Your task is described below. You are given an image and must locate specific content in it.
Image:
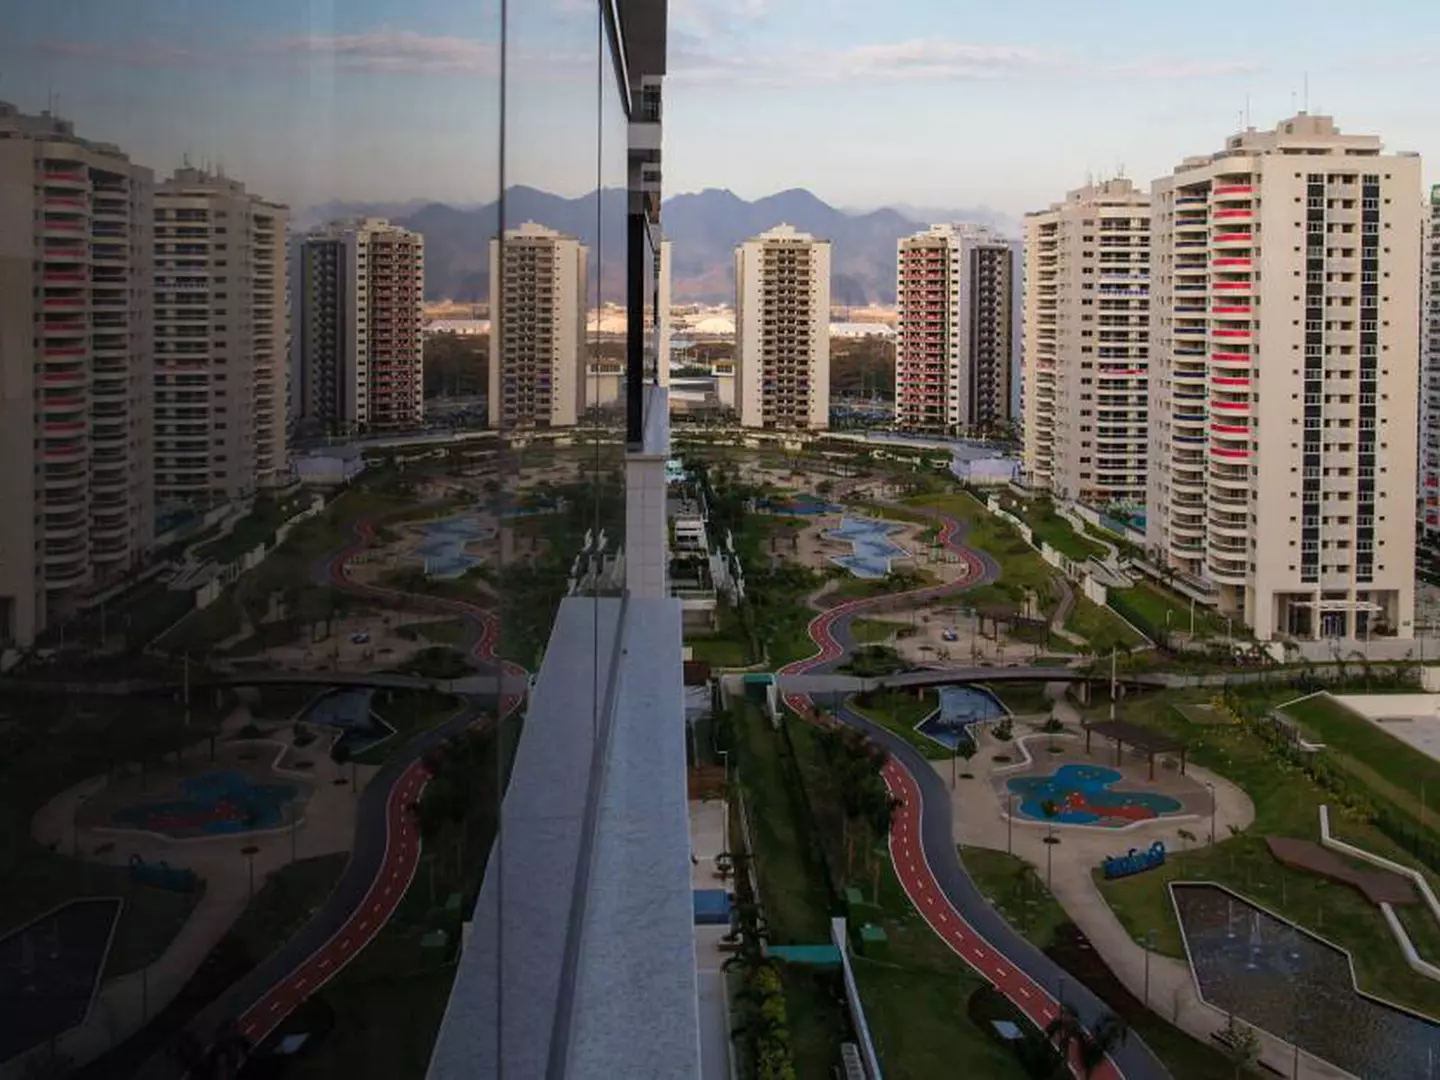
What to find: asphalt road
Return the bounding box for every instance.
[778,505,1172,1080]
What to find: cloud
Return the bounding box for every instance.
[672,36,1261,86]
[39,38,202,68]
[671,0,769,37]
[271,28,498,74]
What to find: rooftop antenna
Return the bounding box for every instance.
[1244,93,1251,128]
[1302,72,1309,114]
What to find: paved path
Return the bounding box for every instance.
[776,506,1171,1080]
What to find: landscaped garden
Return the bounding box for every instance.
[846,689,947,759]
[724,702,1058,1079]
[1108,581,1236,643]
[1092,684,1440,1019]
[998,496,1107,564]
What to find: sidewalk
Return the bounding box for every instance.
[947,697,1353,1080]
[10,709,375,1077]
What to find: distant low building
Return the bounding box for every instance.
[294,446,366,486]
[830,322,896,341]
[425,319,490,336]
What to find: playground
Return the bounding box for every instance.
[0,898,120,1064]
[80,745,310,841]
[1003,763,1186,827]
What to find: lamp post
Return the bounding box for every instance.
[242,845,260,903]
[719,749,730,855]
[1139,928,1156,1006]
[1206,781,1216,845]
[1007,792,1015,856]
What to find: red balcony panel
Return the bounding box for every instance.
[1212,376,1250,386]
[1212,258,1251,267]
[1212,329,1251,339]
[1210,446,1251,459]
[1214,210,1252,220]
[1212,185,1253,196]
[1212,282,1251,291]
[1212,306,1252,314]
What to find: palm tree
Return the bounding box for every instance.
[1083,1013,1129,1076]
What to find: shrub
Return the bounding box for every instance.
[993,718,1014,742]
[239,722,263,740]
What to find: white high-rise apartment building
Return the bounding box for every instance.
[487,222,588,429]
[154,168,288,508]
[895,224,1020,437]
[0,103,155,647]
[1148,114,1421,641]
[296,218,424,431]
[734,224,830,430]
[1023,180,1150,505]
[1421,185,1440,548]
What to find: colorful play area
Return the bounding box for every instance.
[82,746,310,841]
[1005,764,1186,827]
[110,771,301,838]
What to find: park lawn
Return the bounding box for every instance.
[853,502,934,526]
[1110,582,1234,641]
[356,691,466,766]
[848,689,947,760]
[1007,498,1106,563]
[964,847,1244,1080]
[1281,693,1440,829]
[729,706,848,1076]
[987,682,1054,716]
[394,618,471,647]
[687,635,753,667]
[194,492,314,565]
[1091,689,1440,1020]
[830,567,940,602]
[908,492,1062,617]
[1065,595,1150,653]
[231,853,348,965]
[851,617,903,644]
[962,847,1072,944]
[781,718,1048,1079]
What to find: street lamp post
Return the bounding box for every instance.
[242,845,259,903]
[719,749,730,855]
[1139,928,1156,1006]
[1206,781,1216,845]
[1007,792,1015,855]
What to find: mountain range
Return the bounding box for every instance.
[304,188,1013,306]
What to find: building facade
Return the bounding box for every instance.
[296,218,424,431]
[1022,180,1150,506]
[1147,114,1421,640]
[0,103,155,647]
[1422,185,1440,549]
[153,168,288,509]
[487,222,588,430]
[894,224,1019,437]
[734,224,830,430]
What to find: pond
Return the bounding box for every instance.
[1172,882,1440,1079]
[915,686,1008,749]
[413,514,495,578]
[825,516,908,579]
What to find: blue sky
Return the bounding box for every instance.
[1,0,1436,215]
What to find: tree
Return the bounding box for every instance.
[1220,1012,1261,1078]
[1083,1013,1129,1076]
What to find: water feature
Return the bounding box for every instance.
[413,514,496,578]
[1172,882,1440,1080]
[1006,764,1182,826]
[825,516,908,578]
[301,689,395,756]
[915,686,1008,749]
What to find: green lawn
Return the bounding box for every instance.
[1093,689,1440,1019]
[231,853,348,967]
[393,618,471,647]
[963,846,1262,1079]
[772,711,1048,1079]
[1110,582,1235,642]
[687,635,754,667]
[830,567,940,602]
[909,492,1062,618]
[851,617,903,644]
[1003,497,1106,563]
[986,682,1054,716]
[1065,595,1150,652]
[194,493,315,565]
[357,690,466,766]
[1281,692,1440,828]
[847,689,947,759]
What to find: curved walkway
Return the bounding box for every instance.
[777,507,1170,1080]
[200,520,525,1059]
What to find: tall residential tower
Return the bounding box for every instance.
[296,218,424,431]
[153,168,288,508]
[487,222,588,429]
[1147,114,1421,640]
[1022,180,1150,505]
[0,103,155,647]
[734,224,831,430]
[894,224,1020,437]
[1421,185,1440,549]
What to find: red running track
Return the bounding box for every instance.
[777,511,1122,1080]
[236,519,525,1048]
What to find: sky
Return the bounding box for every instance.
[1,0,1437,216]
